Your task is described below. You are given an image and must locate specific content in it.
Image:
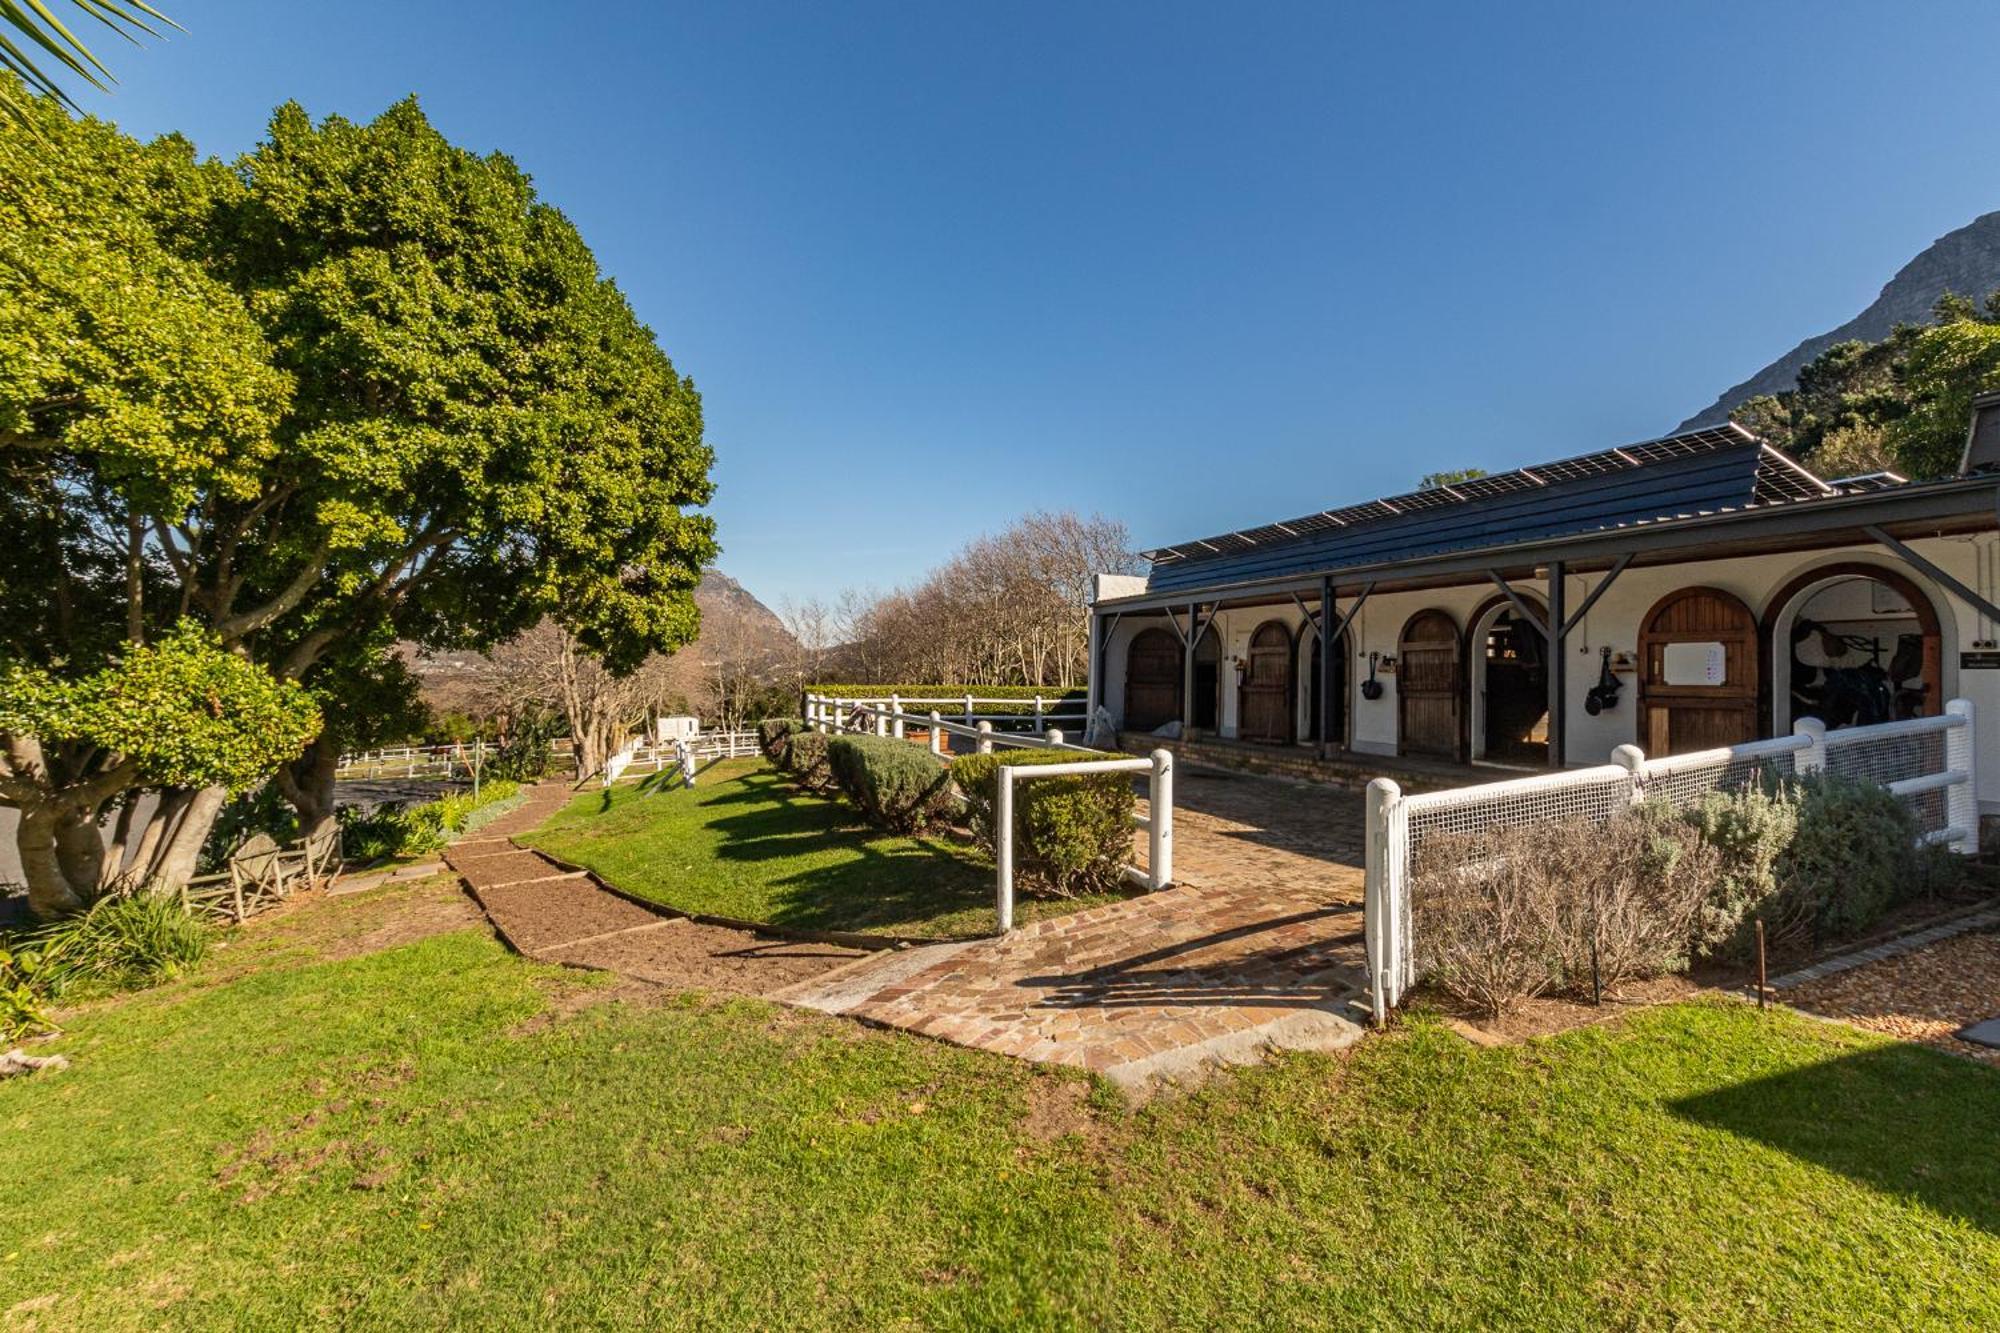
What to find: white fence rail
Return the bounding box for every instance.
[804,692,1087,739]
[820,700,1175,931]
[334,742,484,780]
[1363,698,1979,1025]
[604,730,761,786]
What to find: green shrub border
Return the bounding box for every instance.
[951,749,1135,898]
[825,734,956,835]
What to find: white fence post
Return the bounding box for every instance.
[1149,748,1174,889]
[996,766,1016,933]
[1946,698,1978,848]
[889,694,904,740]
[1046,727,1064,748]
[963,693,975,728]
[928,710,943,757]
[874,704,888,738]
[1034,694,1045,735]
[1611,743,1645,805]
[1364,777,1404,1027]
[977,720,993,755]
[1792,716,1827,775]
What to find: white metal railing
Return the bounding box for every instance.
[818,699,1175,930]
[1363,698,1979,1025]
[804,691,1087,739]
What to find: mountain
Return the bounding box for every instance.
[695,569,792,648]
[1678,210,2000,431]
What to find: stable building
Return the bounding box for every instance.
[1086,400,2000,832]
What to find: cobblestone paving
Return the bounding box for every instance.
[802,767,1372,1087]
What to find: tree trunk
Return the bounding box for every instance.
[54,804,108,899]
[122,788,188,884]
[17,804,85,917]
[275,739,341,839]
[146,785,229,891]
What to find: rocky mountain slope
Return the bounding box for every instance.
[1678,209,2000,430]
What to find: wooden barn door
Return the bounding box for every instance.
[1638,587,1759,755]
[1398,610,1462,760]
[1239,621,1294,743]
[1124,627,1183,731]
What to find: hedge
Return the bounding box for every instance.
[825,735,956,834]
[781,729,834,791]
[758,717,807,763]
[951,749,1135,898]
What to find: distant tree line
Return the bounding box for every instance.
[782,511,1139,692]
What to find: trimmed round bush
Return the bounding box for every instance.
[781,730,834,792]
[758,717,807,764]
[825,735,955,834]
[1780,772,1924,940]
[951,749,1135,898]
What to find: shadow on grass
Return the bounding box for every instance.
[1670,1041,2000,1237]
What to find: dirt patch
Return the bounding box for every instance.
[444,847,566,885]
[1019,1074,1105,1145]
[562,917,864,993]
[507,976,668,1037]
[470,877,662,954]
[1421,973,1709,1043]
[1788,926,2000,1066]
[206,873,483,977]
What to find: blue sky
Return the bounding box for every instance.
[67,2,2000,610]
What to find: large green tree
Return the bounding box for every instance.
[1,86,717,910]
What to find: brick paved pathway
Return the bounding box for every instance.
[777,768,1371,1090]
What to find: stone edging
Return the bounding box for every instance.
[1768,903,2000,990]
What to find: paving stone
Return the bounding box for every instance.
[1956,1017,2000,1049]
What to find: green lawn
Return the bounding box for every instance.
[4,878,1998,1329]
[520,757,1127,938]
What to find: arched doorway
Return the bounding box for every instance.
[1762,563,1943,732]
[1638,587,1759,754]
[1239,620,1294,744]
[1193,628,1222,731]
[1307,627,1349,748]
[1124,627,1182,731]
[1468,593,1549,764]
[1398,609,1462,760]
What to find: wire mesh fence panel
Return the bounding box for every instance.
[1826,726,1950,835]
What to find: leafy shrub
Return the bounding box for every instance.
[759,717,807,763]
[24,892,210,999]
[826,735,955,834]
[952,750,1135,897]
[0,944,56,1041]
[781,730,834,792]
[1686,784,1799,959]
[1779,772,1925,941]
[337,779,523,861]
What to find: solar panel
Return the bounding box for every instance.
[1140,423,1836,565]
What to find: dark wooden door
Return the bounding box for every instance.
[1638,586,1759,754]
[1239,621,1293,743]
[1398,609,1462,759]
[1124,627,1183,731]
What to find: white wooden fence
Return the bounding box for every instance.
[804,692,1087,739]
[603,730,760,786]
[334,743,482,780]
[822,700,1174,931]
[1363,699,1980,1024]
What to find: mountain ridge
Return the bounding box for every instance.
[1678,209,2000,431]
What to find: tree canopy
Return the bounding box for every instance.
[1,84,717,910]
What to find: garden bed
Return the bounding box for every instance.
[520,758,1129,939]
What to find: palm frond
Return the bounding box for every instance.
[1,0,176,120]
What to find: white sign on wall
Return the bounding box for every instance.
[1661,641,1728,686]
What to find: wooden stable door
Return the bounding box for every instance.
[1638,587,1759,754]
[1398,609,1462,760]
[1239,621,1293,743]
[1124,627,1183,731]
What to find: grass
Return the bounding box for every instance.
[1,789,1990,1333]
[3,878,1997,1329]
[519,757,1128,938]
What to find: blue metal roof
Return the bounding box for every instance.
[1143,426,1835,595]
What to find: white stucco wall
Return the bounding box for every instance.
[1099,533,2000,812]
